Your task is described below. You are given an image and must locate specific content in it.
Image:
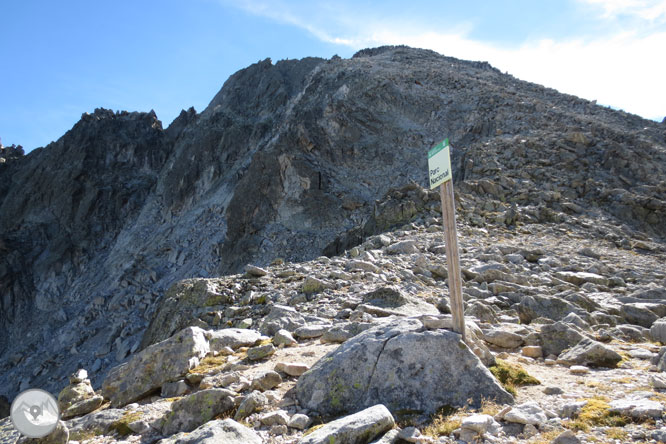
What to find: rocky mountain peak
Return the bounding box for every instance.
[0,46,665,444]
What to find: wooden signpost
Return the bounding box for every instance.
[428,139,466,341]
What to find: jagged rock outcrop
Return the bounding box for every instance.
[1,45,665,404]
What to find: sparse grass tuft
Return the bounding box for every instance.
[526,429,561,444]
[189,355,228,374]
[611,376,635,384]
[489,359,540,395]
[564,397,629,432]
[479,399,502,417]
[605,427,629,440]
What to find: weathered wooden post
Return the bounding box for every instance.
[428,139,465,340]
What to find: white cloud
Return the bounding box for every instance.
[578,0,666,22]
[227,0,666,121]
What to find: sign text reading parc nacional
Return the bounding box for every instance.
[427,138,452,189]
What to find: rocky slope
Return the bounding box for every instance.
[1,45,665,443]
[2,193,666,443]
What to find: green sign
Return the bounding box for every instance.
[427,138,452,189]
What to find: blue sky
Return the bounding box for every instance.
[2,0,665,152]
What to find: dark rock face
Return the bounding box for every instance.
[1,45,665,398]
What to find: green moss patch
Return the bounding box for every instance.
[489,359,540,395]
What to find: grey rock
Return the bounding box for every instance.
[397,426,422,442]
[551,430,580,444]
[543,386,563,395]
[259,305,306,336]
[296,318,512,417]
[159,419,262,444]
[297,404,394,444]
[207,328,264,351]
[302,276,327,293]
[609,398,664,419]
[161,388,235,435]
[275,361,310,376]
[64,407,127,437]
[649,374,666,389]
[621,303,659,328]
[321,322,374,343]
[559,401,587,419]
[482,329,523,348]
[558,338,622,368]
[258,410,290,426]
[386,240,419,254]
[161,380,189,398]
[653,347,666,371]
[609,324,649,342]
[502,402,547,425]
[561,312,590,330]
[245,264,269,277]
[517,296,582,324]
[57,379,96,411]
[539,322,584,357]
[199,372,242,390]
[361,286,437,316]
[288,413,312,430]
[461,414,500,435]
[347,260,380,273]
[294,324,330,339]
[652,428,666,443]
[650,317,666,344]
[251,371,283,391]
[554,271,609,287]
[369,429,401,444]
[61,394,104,419]
[465,301,499,323]
[273,329,298,347]
[234,391,267,421]
[246,343,276,361]
[102,326,210,407]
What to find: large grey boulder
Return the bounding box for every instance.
[296,318,512,417]
[102,327,210,407]
[259,305,306,335]
[159,419,262,444]
[297,404,394,444]
[517,295,582,324]
[621,303,659,328]
[206,328,265,351]
[161,389,235,436]
[554,271,609,287]
[482,328,524,349]
[539,322,585,357]
[558,338,622,368]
